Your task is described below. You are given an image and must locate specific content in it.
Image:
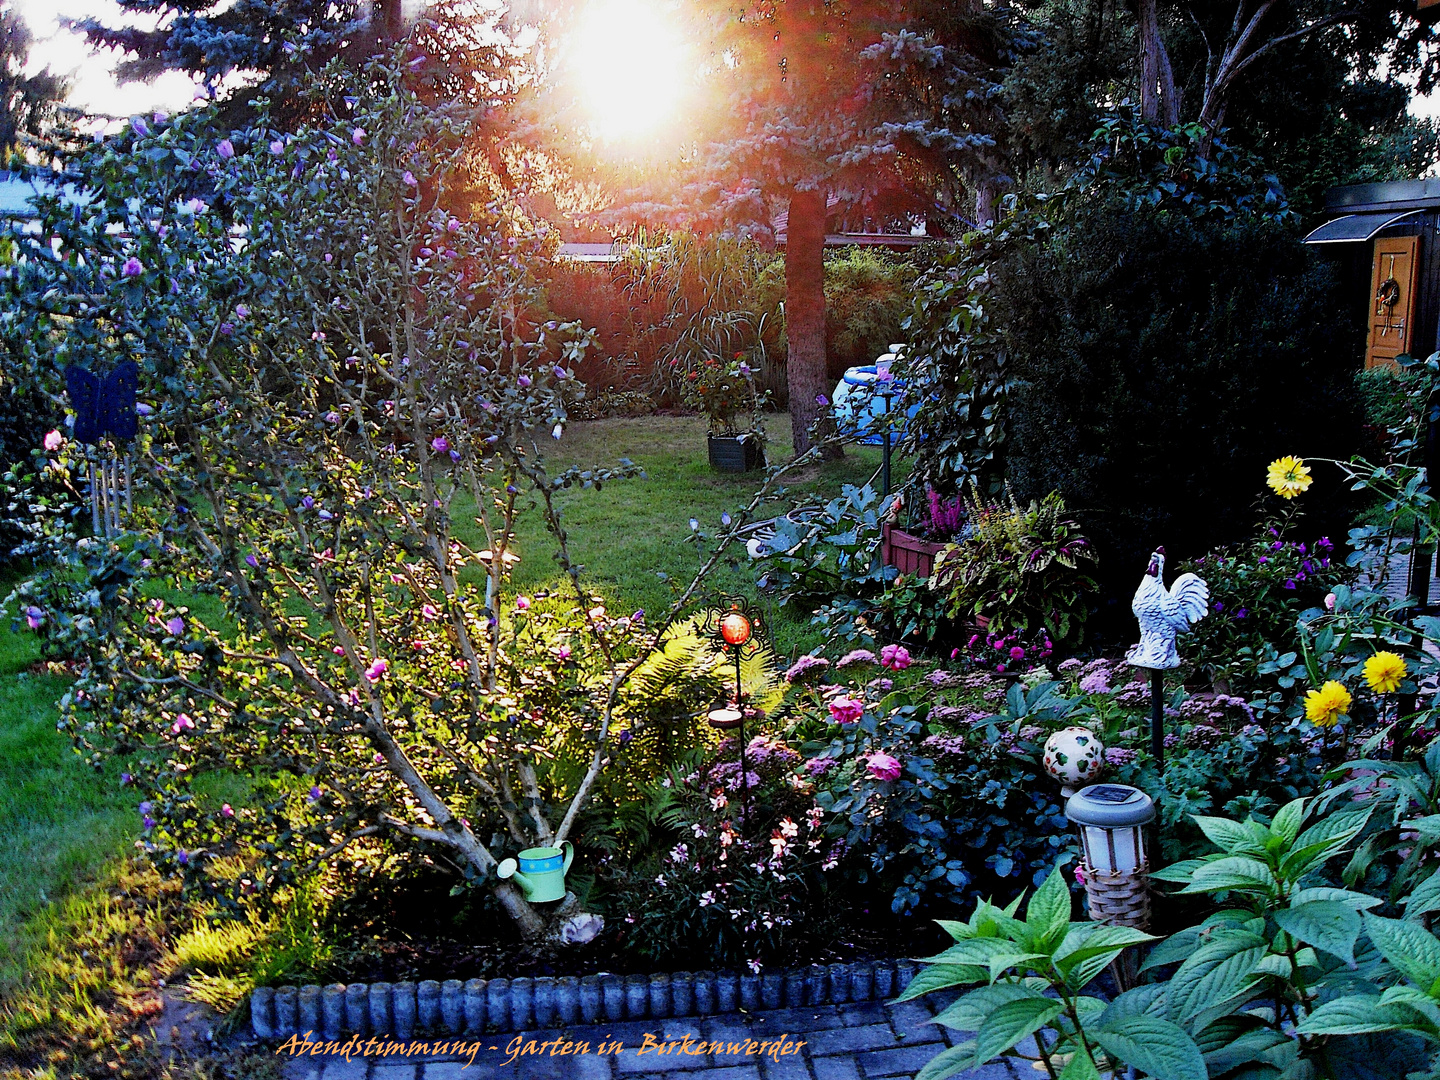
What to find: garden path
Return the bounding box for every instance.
[276,994,1019,1080]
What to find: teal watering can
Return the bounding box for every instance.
[496,841,573,903]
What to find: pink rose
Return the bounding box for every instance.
[879,644,911,671]
[828,697,863,724]
[866,752,902,782]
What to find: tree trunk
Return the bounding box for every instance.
[1137,0,1178,126]
[785,189,840,460]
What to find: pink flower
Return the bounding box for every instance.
[216,139,234,159]
[332,645,346,655]
[866,752,902,782]
[447,218,462,233]
[515,596,531,611]
[166,616,185,636]
[122,256,144,277]
[828,697,863,724]
[365,658,388,682]
[269,139,285,155]
[879,644,911,670]
[1009,646,1025,661]
[422,604,439,620]
[172,713,194,734]
[518,375,532,388]
[221,803,234,818]
[351,127,366,145]
[1324,592,1337,611]
[403,170,418,186]
[43,429,62,451]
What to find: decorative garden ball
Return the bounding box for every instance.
[1043,726,1105,796]
[720,611,752,646]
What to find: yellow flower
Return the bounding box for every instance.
[1304,680,1352,728]
[1363,651,1407,694]
[1267,456,1313,500]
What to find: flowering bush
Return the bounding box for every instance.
[601,735,842,969]
[679,355,768,436]
[3,58,808,943]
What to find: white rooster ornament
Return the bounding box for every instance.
[1126,547,1209,670]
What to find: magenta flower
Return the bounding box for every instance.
[422,603,439,620]
[43,429,62,451]
[217,138,234,159]
[556,645,572,660]
[172,713,194,734]
[352,127,366,145]
[866,752,902,782]
[518,375,532,388]
[24,605,43,629]
[166,616,185,636]
[515,595,531,611]
[431,436,449,454]
[365,658,388,682]
[879,644,911,671]
[221,803,234,817]
[1009,646,1025,661]
[828,697,863,724]
[122,256,144,277]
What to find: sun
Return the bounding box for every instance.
[570,0,690,141]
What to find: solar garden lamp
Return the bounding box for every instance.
[1065,783,1155,932]
[702,597,766,833]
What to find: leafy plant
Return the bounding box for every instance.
[679,355,768,437]
[928,488,1098,647]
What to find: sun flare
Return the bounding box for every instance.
[571,0,689,141]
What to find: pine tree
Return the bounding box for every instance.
[0,6,67,152]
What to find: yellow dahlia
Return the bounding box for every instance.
[1267,456,1313,500]
[1363,651,1408,694]
[1304,680,1352,728]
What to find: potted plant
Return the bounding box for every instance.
[682,354,768,472]
[881,488,963,579]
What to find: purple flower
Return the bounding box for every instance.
[176,850,189,865]
[865,752,902,782]
[1234,607,1249,619]
[403,170,418,186]
[431,436,449,454]
[142,815,156,829]
[270,139,285,155]
[1009,646,1025,661]
[1213,601,1224,612]
[235,304,249,319]
[122,257,144,277]
[352,127,366,145]
[219,322,234,336]
[553,366,569,380]
[1271,541,1284,551]
[308,786,322,802]
[815,394,829,406]
[301,495,315,510]
[836,649,877,668]
[139,801,153,815]
[1283,579,1297,590]
[171,713,194,734]
[216,138,234,159]
[450,449,461,462]
[1104,747,1137,765]
[131,116,150,137]
[245,554,259,568]
[221,803,234,817]
[515,596,531,611]
[166,616,185,636]
[1317,537,1333,550]
[785,654,830,682]
[880,644,912,670]
[24,605,43,630]
[517,375,532,388]
[120,772,132,786]
[1079,671,1110,694]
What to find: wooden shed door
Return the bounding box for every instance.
[1367,235,1420,370]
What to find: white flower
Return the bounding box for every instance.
[710,793,728,811]
[746,959,762,974]
[779,817,799,838]
[654,874,668,888]
[669,843,690,865]
[698,890,715,907]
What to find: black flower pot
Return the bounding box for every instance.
[707,433,765,473]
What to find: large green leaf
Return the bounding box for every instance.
[934,918,976,942]
[932,983,1045,1033]
[914,937,1026,968]
[1090,1016,1207,1080]
[1193,814,1268,855]
[1179,856,1277,895]
[1025,867,1073,950]
[1139,928,1202,973]
[1401,871,1440,921]
[1202,1027,1291,1072]
[896,963,985,1002]
[1055,924,1157,988]
[1058,1048,1103,1080]
[973,997,1063,1064]
[1165,931,1268,1024]
[1290,886,1383,911]
[1364,914,1440,990]
[1274,901,1362,965]
[1296,995,1412,1036]
[1149,858,1209,883]
[1270,798,1308,845]
[1281,807,1373,880]
[1098,984,1168,1027]
[915,1042,977,1080]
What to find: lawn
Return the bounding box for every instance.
[0,414,901,1036]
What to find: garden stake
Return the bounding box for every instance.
[702,597,768,836]
[1149,668,1165,768]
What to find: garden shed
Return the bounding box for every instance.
[1305,179,1440,369]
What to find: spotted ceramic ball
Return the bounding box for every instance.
[1043,726,1105,786]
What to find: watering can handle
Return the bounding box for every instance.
[561,840,574,874]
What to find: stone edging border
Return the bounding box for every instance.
[250,959,919,1040]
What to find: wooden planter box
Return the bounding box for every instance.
[707,433,765,473]
[881,522,947,579]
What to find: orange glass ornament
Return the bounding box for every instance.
[719,611,752,646]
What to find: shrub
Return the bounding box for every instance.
[678,355,768,436]
[928,489,1098,648]
[822,247,920,378]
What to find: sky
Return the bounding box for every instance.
[12,0,200,124]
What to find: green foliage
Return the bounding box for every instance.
[822,247,921,375]
[928,489,1098,647]
[678,356,768,437]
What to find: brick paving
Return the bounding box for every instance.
[275,995,1021,1080]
